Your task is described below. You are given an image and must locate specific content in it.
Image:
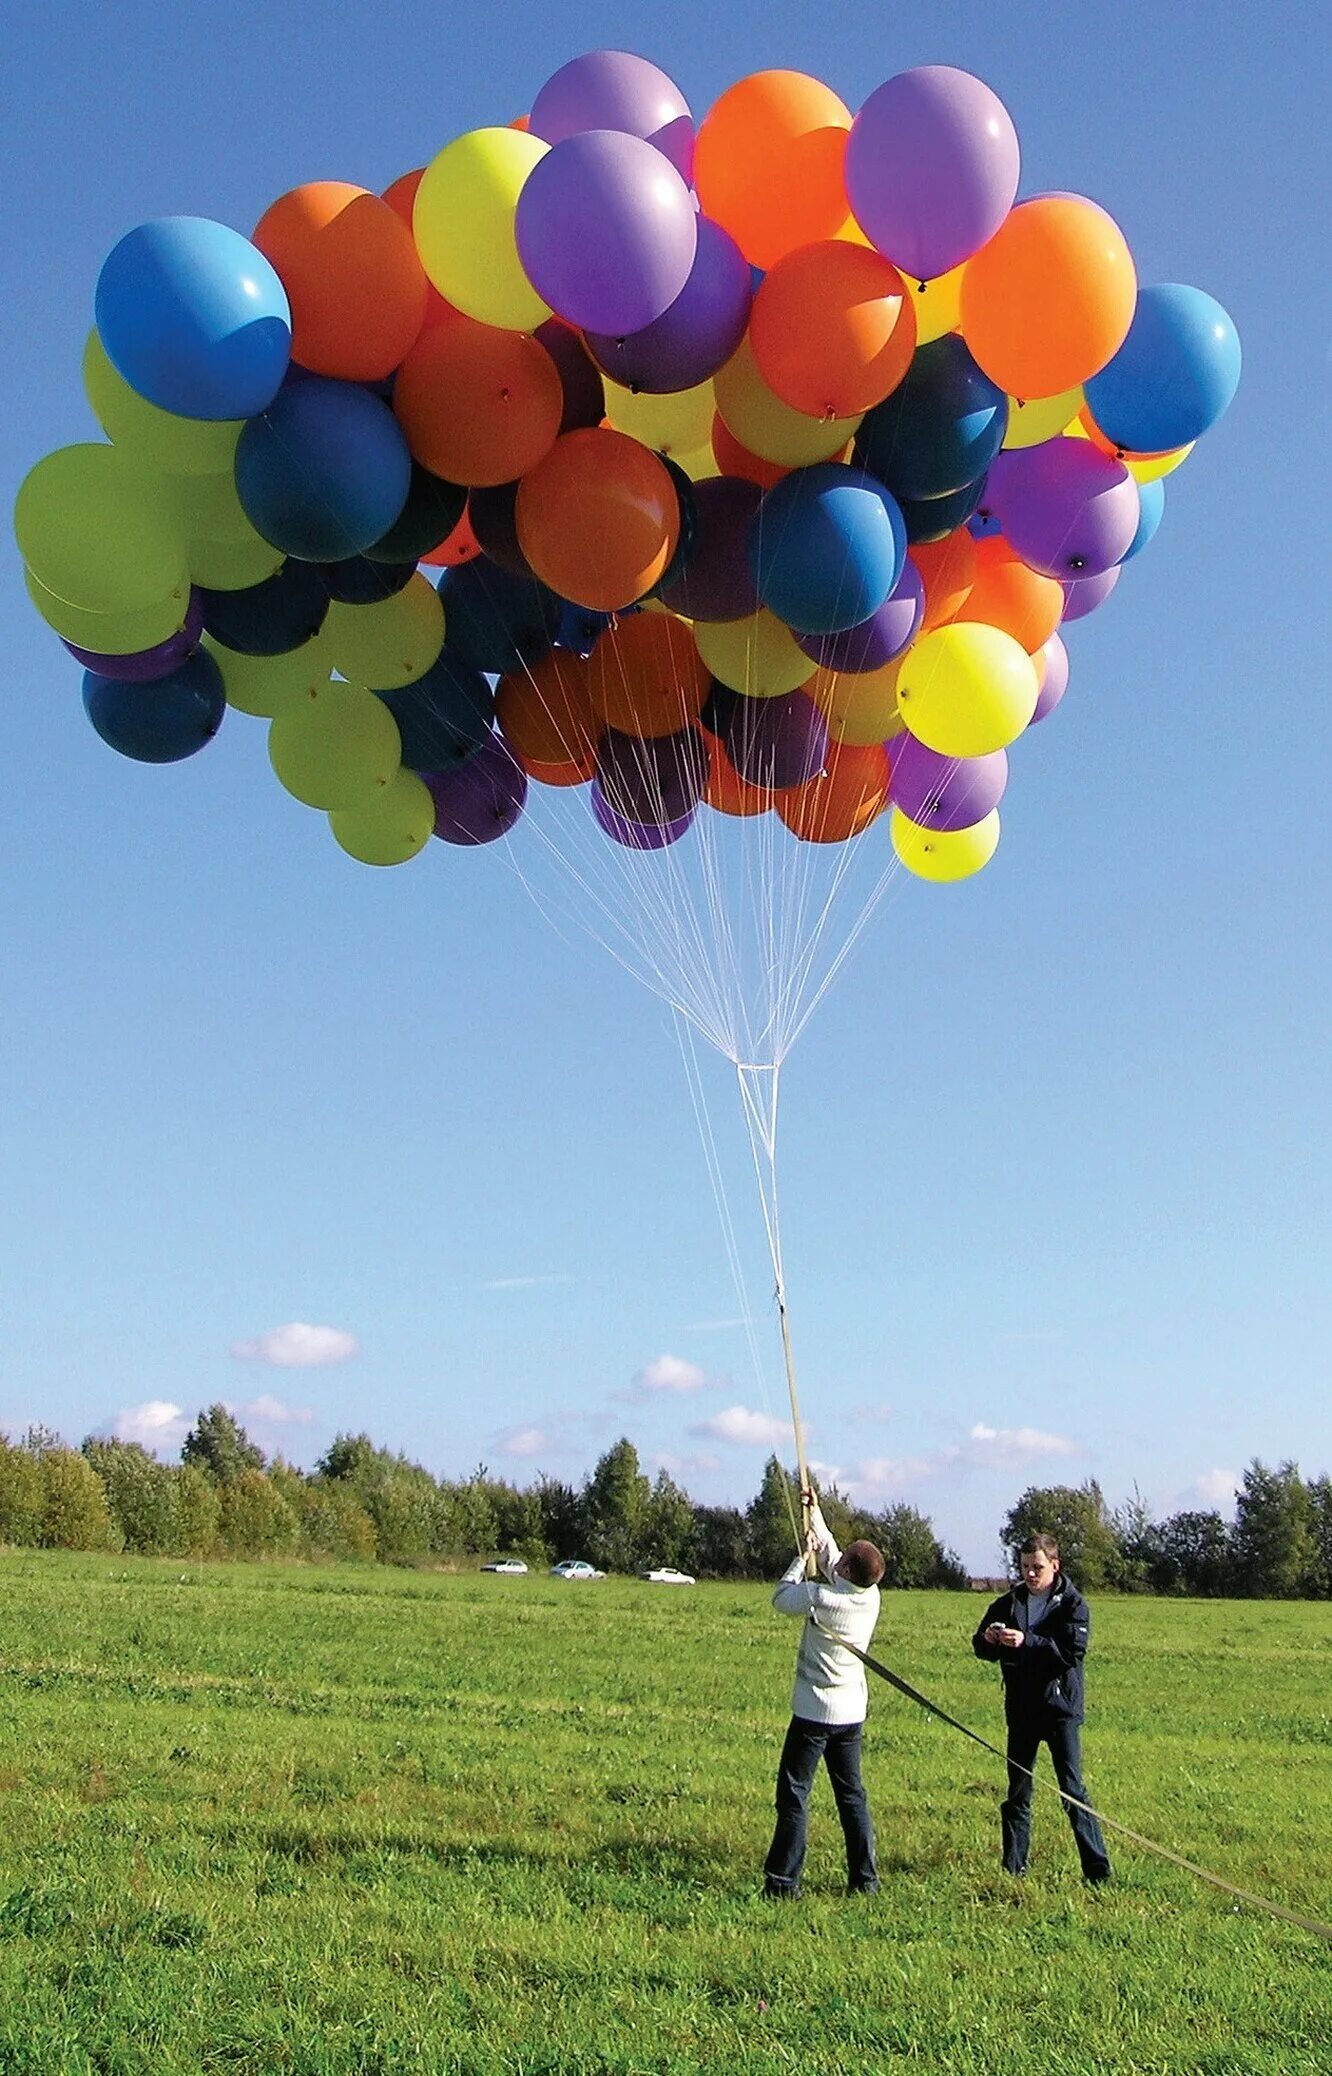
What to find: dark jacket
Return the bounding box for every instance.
[972,1573,1092,1725]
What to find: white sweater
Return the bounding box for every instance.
[771,1506,881,1726]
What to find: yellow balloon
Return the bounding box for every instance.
[714,336,862,466]
[269,681,401,811]
[811,660,907,746]
[324,575,445,689]
[1126,442,1193,483]
[694,609,816,698]
[414,128,550,330]
[1002,388,1084,449]
[205,634,331,719]
[674,439,721,483]
[891,805,1000,881]
[24,566,188,652]
[186,526,286,591]
[604,378,715,458]
[15,444,189,615]
[82,332,242,476]
[330,768,436,866]
[158,469,286,590]
[895,623,1038,756]
[908,268,965,345]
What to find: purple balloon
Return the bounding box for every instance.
[796,561,924,673]
[596,725,708,824]
[658,477,763,622]
[724,690,828,792]
[529,50,695,182]
[985,441,1140,579]
[592,783,696,849]
[889,735,1008,830]
[1030,633,1070,724]
[427,733,527,845]
[535,319,606,434]
[62,588,204,681]
[468,482,533,579]
[846,67,1020,281]
[516,131,698,336]
[1060,564,1121,622]
[584,218,752,393]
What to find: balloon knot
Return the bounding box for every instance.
[500,387,512,403]
[1069,557,1086,572]
[916,281,928,296]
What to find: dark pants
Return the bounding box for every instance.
[1001,1714,1111,1880]
[764,1715,878,1896]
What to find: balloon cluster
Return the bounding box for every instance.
[15,53,1240,877]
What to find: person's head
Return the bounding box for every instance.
[836,1539,885,1589]
[1017,1533,1060,1592]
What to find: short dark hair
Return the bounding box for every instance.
[1018,1532,1060,1561]
[841,1539,885,1587]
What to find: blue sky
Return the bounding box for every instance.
[2,2,1327,1570]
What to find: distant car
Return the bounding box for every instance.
[640,1566,696,1585]
[549,1559,605,1580]
[481,1559,528,1575]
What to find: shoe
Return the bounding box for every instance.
[763,1880,800,1900]
[1083,1869,1112,1887]
[847,1883,879,1897]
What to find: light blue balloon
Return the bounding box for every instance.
[749,465,906,637]
[1121,477,1165,563]
[1084,284,1240,453]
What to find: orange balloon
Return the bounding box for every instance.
[394,319,563,487]
[750,243,917,418]
[693,71,853,270]
[711,414,790,490]
[253,182,428,383]
[947,536,1063,652]
[517,748,595,785]
[587,611,708,737]
[516,430,680,612]
[380,168,424,225]
[777,740,890,842]
[496,649,599,766]
[909,530,978,632]
[420,503,481,569]
[960,195,1137,400]
[703,732,772,816]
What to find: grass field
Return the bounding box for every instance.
[0,1553,1328,2074]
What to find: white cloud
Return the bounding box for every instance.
[242,1395,314,1427]
[614,1353,719,1403]
[231,1323,359,1369]
[113,1400,189,1453]
[966,1422,1077,1465]
[689,1405,791,1448]
[496,1423,554,1459]
[652,1449,723,1478]
[481,1274,574,1291]
[1191,1468,1240,1513]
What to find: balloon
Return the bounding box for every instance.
[200,559,329,654]
[496,648,599,765]
[204,631,330,718]
[394,319,563,487]
[324,574,445,688]
[82,649,226,763]
[960,195,1137,398]
[182,522,286,593]
[1083,284,1241,452]
[587,612,709,737]
[529,50,694,179]
[377,654,495,771]
[694,609,816,699]
[515,131,698,335]
[516,430,679,611]
[714,335,863,468]
[423,505,482,569]
[63,589,203,679]
[906,268,966,346]
[644,456,698,602]
[584,218,751,394]
[604,377,715,459]
[704,736,772,816]
[413,129,551,330]
[556,601,615,655]
[1123,441,1192,486]
[25,569,186,654]
[434,559,560,673]
[330,768,436,865]
[796,559,924,672]
[427,732,528,844]
[1121,477,1164,562]
[592,784,695,849]
[269,679,401,810]
[235,377,411,561]
[15,445,189,615]
[846,67,1020,280]
[910,529,977,631]
[530,321,604,437]
[1060,565,1120,621]
[94,217,291,419]
[595,725,708,823]
[82,332,242,475]
[897,475,989,545]
[1002,388,1083,450]
[985,440,1139,577]
[749,464,906,636]
[855,335,1007,502]
[317,555,416,606]
[467,481,535,579]
[520,748,597,787]
[946,536,1064,651]
[721,688,828,789]
[658,475,763,621]
[1030,632,1069,724]
[777,740,890,842]
[891,805,999,881]
[366,463,467,565]
[710,414,791,490]
[808,657,904,746]
[252,182,427,381]
[693,71,852,270]
[888,733,1008,829]
[750,243,917,418]
[895,622,1038,755]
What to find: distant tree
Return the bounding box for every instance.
[0,1436,44,1546]
[486,1482,548,1565]
[1230,1460,1318,1599]
[317,1433,379,1484]
[746,1456,801,1576]
[643,1470,697,1571]
[217,1469,298,1558]
[1152,1510,1234,1597]
[1112,1488,1161,1595]
[692,1505,753,1580]
[856,1502,950,1590]
[580,1439,652,1573]
[36,1447,120,1551]
[813,1482,858,1552]
[173,1464,221,1556]
[1001,1481,1124,1590]
[82,1438,180,1555]
[182,1405,265,1486]
[291,1477,377,1562]
[534,1477,581,1564]
[456,1472,500,1556]
[932,1545,971,1592]
[1306,1475,1332,1600]
[316,1434,439,1562]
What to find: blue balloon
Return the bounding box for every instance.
[365,462,466,565]
[435,560,561,674]
[855,336,1007,503]
[200,561,329,655]
[82,650,226,763]
[749,465,906,637]
[898,474,989,545]
[1120,477,1165,563]
[317,555,417,605]
[557,602,614,655]
[234,378,411,562]
[94,217,291,420]
[1083,284,1241,453]
[376,656,495,773]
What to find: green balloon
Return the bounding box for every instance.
[15,444,189,615]
[24,565,188,652]
[324,575,445,690]
[330,769,436,865]
[83,331,243,477]
[205,634,332,719]
[187,528,286,592]
[269,681,402,810]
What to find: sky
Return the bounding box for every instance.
[2,2,1329,1571]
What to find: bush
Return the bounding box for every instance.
[217,1470,298,1559]
[0,1436,43,1546]
[295,1479,377,1562]
[82,1439,181,1555]
[173,1465,221,1556]
[38,1448,121,1552]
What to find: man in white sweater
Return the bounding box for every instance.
[763,1495,886,1899]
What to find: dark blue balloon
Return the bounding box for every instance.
[235,377,411,562]
[700,678,743,739]
[898,475,990,545]
[365,462,466,565]
[557,602,614,655]
[317,555,417,605]
[82,650,226,763]
[200,560,329,655]
[376,655,496,773]
[435,559,561,674]
[645,455,698,602]
[749,464,906,636]
[1083,284,1241,453]
[855,336,1007,503]
[1121,476,1165,563]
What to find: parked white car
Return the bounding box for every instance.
[481,1558,528,1575]
[549,1559,605,1580]
[640,1567,696,1585]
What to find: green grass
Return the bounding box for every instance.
[0,1554,1328,2074]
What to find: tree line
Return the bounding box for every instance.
[0,1410,1328,1596]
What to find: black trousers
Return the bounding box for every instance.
[764,1715,878,1895]
[1001,1713,1111,1879]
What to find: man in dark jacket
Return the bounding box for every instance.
[972,1532,1111,1883]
